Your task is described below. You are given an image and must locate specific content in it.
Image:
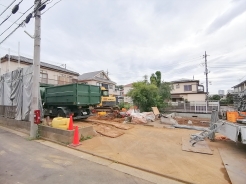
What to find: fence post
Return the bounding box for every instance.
[195,102,196,113]
[206,101,208,113]
[209,110,218,141]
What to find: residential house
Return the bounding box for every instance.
[124,83,133,104]
[78,70,118,95]
[232,80,246,92]
[170,79,206,102]
[0,54,79,85]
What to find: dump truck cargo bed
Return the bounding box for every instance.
[45,83,101,106]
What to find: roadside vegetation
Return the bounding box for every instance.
[127,71,171,112]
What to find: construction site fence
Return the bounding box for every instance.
[167,101,220,113]
[0,105,16,119]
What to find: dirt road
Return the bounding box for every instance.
[74,119,234,184]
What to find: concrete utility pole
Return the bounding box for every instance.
[30,0,41,138]
[204,51,209,101]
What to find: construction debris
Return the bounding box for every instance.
[173,124,208,131]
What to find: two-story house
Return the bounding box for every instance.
[232,80,246,92]
[0,54,79,85]
[124,83,133,104]
[78,70,118,95]
[170,79,206,102]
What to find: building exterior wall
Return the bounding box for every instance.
[0,61,78,85]
[187,94,206,101]
[124,86,133,103]
[171,81,198,94]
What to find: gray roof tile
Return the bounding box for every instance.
[4,54,79,76]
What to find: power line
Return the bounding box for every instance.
[0,0,50,44]
[41,0,62,15]
[0,0,17,17]
[0,4,34,37]
[0,3,24,14]
[0,0,24,26]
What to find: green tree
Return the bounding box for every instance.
[226,93,233,104]
[127,71,171,112]
[127,82,160,112]
[150,71,161,87]
[209,94,221,101]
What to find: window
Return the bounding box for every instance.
[176,84,180,89]
[184,85,192,91]
[109,84,113,89]
[102,90,109,96]
[40,72,48,84]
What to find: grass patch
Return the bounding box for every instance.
[80,135,92,141]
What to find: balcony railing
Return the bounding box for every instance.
[40,78,78,86]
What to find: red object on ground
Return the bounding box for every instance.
[71,126,81,147]
[68,115,74,130]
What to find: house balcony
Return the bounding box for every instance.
[40,77,78,86]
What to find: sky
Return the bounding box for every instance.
[0,0,245,94]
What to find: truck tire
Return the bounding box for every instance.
[57,109,66,117]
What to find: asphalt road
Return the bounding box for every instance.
[0,128,152,184]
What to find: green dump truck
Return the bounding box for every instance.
[43,83,101,119]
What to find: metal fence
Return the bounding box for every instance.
[167,101,220,113]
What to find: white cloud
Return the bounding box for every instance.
[0,0,245,94]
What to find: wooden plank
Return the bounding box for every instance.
[151,107,160,115]
[219,148,246,184]
[182,137,213,155]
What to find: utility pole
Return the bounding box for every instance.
[204,51,209,101]
[30,0,41,138]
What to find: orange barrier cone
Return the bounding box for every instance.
[70,126,81,147]
[68,115,74,130]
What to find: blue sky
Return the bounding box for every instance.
[0,0,246,94]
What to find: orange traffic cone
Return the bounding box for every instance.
[70,126,81,147]
[68,115,74,130]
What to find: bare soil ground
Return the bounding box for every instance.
[174,117,210,127]
[72,116,240,184]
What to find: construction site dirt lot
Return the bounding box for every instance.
[73,116,245,184]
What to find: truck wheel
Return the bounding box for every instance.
[57,109,66,117]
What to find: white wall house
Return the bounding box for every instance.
[170,79,206,102]
[124,83,133,104]
[78,70,119,95]
[0,54,79,85]
[232,80,246,92]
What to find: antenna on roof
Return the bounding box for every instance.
[106,69,109,76]
[193,75,194,80]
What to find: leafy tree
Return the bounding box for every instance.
[150,71,161,87]
[143,75,148,84]
[127,82,160,111]
[209,94,221,101]
[127,71,171,112]
[226,93,233,104]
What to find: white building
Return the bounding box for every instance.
[218,90,225,96]
[124,83,133,104]
[0,54,79,85]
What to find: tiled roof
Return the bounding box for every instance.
[124,83,133,87]
[2,54,79,76]
[78,70,116,84]
[170,79,199,83]
[78,70,103,80]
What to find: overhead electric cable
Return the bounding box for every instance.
[0,4,34,37]
[41,0,62,15]
[0,0,18,17]
[0,0,49,44]
[0,0,24,26]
